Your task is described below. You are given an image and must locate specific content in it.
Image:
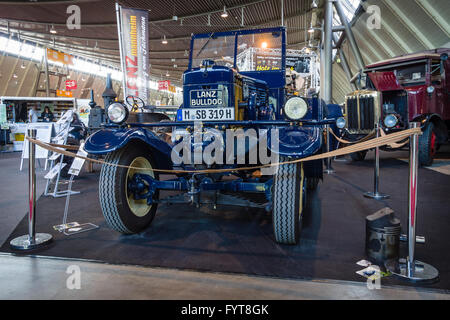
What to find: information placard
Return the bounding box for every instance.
[68,143,87,176]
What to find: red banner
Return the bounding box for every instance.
[158,80,170,91]
[65,80,77,90]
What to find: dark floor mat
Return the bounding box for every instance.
[1,158,449,290]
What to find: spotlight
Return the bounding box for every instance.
[49,25,57,34]
[311,0,318,9]
[221,6,228,18]
[162,35,168,44]
[166,71,170,77]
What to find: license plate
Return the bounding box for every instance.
[179,108,235,121]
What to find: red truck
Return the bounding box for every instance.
[339,48,449,166]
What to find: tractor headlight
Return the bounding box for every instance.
[284,97,308,120]
[336,117,346,129]
[384,114,398,128]
[107,102,129,124]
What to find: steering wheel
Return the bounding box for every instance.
[126,95,145,112]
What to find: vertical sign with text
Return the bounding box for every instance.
[117,5,149,107]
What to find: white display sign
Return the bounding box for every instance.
[22,123,53,159]
[68,143,87,176]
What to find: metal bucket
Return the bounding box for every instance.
[366,208,401,264]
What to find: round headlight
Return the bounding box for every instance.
[427,86,435,94]
[336,117,346,129]
[108,103,128,124]
[284,97,308,120]
[384,114,398,128]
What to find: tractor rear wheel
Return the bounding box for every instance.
[272,157,304,245]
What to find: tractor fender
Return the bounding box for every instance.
[84,128,173,170]
[267,126,322,158]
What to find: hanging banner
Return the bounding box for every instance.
[47,48,74,65]
[65,80,77,90]
[116,4,149,106]
[56,90,73,98]
[158,80,170,91]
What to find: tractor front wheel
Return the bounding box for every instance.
[272,157,304,245]
[99,144,158,234]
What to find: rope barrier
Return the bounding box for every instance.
[379,128,409,148]
[26,127,421,174]
[328,127,376,144]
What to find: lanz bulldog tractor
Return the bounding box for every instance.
[337,48,450,166]
[84,27,338,245]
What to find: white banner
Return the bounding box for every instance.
[116,4,149,106]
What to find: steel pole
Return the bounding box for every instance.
[385,123,439,282]
[334,0,365,72]
[322,0,333,104]
[28,129,37,242]
[10,130,53,250]
[323,125,335,174]
[364,123,389,199]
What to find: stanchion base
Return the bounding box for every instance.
[385,258,439,283]
[323,169,335,174]
[10,233,53,250]
[364,191,390,200]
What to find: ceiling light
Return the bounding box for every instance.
[20,63,26,69]
[13,73,18,78]
[49,25,57,34]
[311,0,318,9]
[162,35,168,44]
[166,71,170,77]
[261,42,268,49]
[221,6,228,18]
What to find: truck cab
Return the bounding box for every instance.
[339,48,450,165]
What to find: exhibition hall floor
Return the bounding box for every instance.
[0,149,449,299]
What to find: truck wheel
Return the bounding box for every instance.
[99,145,158,234]
[419,122,437,167]
[350,151,367,162]
[272,157,304,245]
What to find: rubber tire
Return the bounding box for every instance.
[350,151,367,162]
[419,122,436,167]
[306,177,320,190]
[99,145,158,234]
[272,157,304,245]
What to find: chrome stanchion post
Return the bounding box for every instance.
[386,122,439,282]
[323,125,335,174]
[364,122,389,200]
[10,129,53,250]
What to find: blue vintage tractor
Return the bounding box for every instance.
[84,27,338,244]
